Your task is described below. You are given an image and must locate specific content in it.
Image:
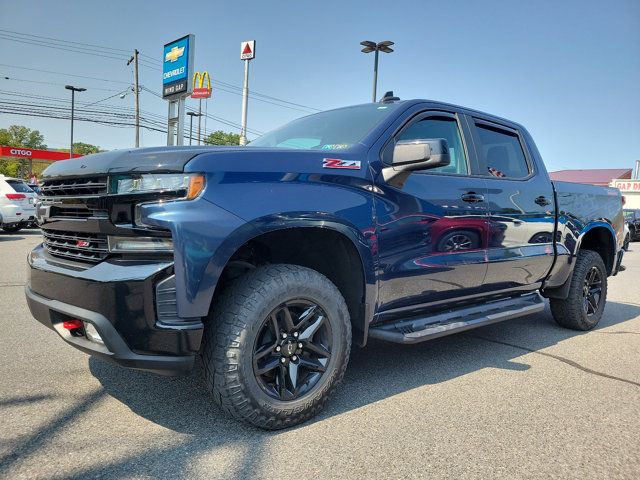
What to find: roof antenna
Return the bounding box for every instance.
[380,91,400,103]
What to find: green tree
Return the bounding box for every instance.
[0,125,46,148]
[57,142,102,155]
[203,130,241,146]
[71,142,101,155]
[0,125,46,178]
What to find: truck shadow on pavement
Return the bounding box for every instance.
[75,300,640,478]
[0,229,40,242]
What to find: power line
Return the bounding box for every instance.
[0,63,132,85]
[0,29,132,54]
[0,29,321,112]
[1,74,121,92]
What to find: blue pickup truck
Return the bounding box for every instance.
[27,97,625,429]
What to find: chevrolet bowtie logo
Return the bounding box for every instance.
[165,46,185,62]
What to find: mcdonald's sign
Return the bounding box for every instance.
[191,71,212,99]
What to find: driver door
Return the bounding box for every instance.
[374,111,490,314]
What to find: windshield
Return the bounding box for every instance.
[6,180,33,193]
[249,103,401,150]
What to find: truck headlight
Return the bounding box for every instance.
[113,173,205,200]
[108,236,174,253]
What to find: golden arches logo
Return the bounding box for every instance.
[192,71,211,90]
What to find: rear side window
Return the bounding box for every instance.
[6,180,33,193]
[396,117,468,175]
[475,124,530,179]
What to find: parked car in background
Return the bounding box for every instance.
[0,175,37,233]
[26,183,41,228]
[28,183,42,195]
[624,209,640,242]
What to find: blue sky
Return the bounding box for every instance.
[0,0,638,171]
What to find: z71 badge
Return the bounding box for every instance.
[322,158,361,170]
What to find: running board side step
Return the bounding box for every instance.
[368,293,545,344]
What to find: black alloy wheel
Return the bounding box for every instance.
[253,301,332,401]
[201,264,351,429]
[582,266,602,317]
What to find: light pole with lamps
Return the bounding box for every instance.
[360,41,394,102]
[186,112,202,145]
[64,85,86,158]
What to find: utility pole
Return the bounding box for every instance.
[127,49,140,147]
[65,85,86,158]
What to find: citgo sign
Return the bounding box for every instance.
[0,146,82,161]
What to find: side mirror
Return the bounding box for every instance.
[382,138,450,185]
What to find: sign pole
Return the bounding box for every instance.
[240,59,249,146]
[198,98,202,145]
[239,40,255,146]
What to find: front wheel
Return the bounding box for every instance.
[1,225,22,233]
[550,250,607,331]
[201,264,351,429]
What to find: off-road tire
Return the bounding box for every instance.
[550,250,607,330]
[201,264,351,429]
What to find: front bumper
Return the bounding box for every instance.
[26,245,203,375]
[0,204,35,225]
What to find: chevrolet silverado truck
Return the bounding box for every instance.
[26,97,625,429]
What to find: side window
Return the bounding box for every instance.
[475,123,530,179]
[396,117,468,175]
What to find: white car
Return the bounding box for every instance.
[0,175,37,233]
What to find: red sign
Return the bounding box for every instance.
[0,146,82,161]
[611,180,640,192]
[191,87,212,99]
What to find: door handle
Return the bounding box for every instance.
[535,196,551,206]
[461,192,485,203]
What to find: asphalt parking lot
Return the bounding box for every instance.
[1,230,639,479]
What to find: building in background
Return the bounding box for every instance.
[549,162,640,209]
[548,168,632,186]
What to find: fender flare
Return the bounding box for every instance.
[201,213,377,339]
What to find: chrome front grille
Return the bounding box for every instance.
[40,177,108,197]
[43,230,109,263]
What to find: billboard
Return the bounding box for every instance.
[163,34,195,98]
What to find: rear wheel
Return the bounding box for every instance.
[1,225,22,233]
[201,264,351,429]
[550,250,607,330]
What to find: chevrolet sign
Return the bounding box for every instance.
[162,34,195,99]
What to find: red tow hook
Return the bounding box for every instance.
[62,320,84,330]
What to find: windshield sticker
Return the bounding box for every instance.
[323,158,361,170]
[321,144,350,150]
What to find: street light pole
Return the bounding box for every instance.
[360,41,394,102]
[186,112,202,145]
[65,85,86,158]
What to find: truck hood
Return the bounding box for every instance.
[41,146,216,179]
[41,146,365,179]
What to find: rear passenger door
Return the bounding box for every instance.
[466,116,556,292]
